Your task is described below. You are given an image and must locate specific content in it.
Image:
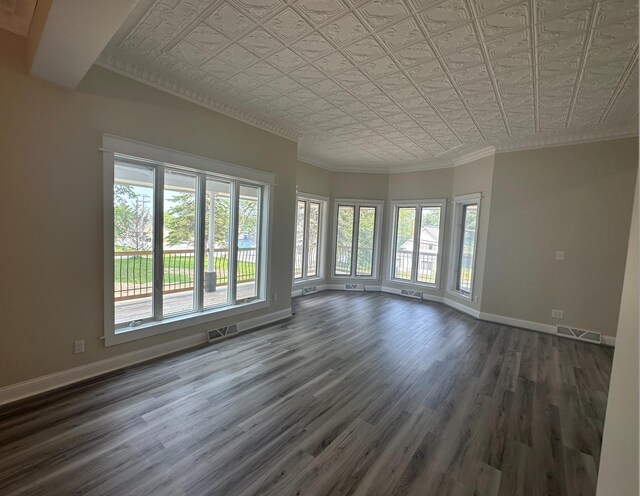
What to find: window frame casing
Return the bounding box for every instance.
[331,199,384,280]
[292,193,328,284]
[103,135,273,347]
[388,199,447,288]
[447,193,482,301]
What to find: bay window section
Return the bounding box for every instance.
[448,194,481,299]
[294,196,325,282]
[107,146,271,344]
[333,201,383,279]
[390,201,445,287]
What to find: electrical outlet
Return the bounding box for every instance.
[555,251,565,261]
[74,340,85,354]
[272,292,278,301]
[551,309,564,319]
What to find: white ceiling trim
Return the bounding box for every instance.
[97,53,302,142]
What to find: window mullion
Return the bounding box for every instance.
[229,181,240,304]
[411,206,421,282]
[194,174,206,312]
[153,166,164,320]
[302,200,310,279]
[351,206,359,277]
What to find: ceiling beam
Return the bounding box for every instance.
[29,0,138,89]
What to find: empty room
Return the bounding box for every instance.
[0,0,638,495]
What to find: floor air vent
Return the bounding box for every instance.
[400,289,423,299]
[556,325,601,344]
[345,284,363,291]
[207,324,238,343]
[302,286,317,295]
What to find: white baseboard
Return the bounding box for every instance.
[443,297,481,318]
[0,307,292,407]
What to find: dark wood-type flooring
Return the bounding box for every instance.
[0,292,613,495]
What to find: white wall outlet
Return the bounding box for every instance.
[551,309,564,319]
[555,251,565,261]
[74,340,85,354]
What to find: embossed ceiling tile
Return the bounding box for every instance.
[288,87,319,102]
[206,4,256,38]
[405,60,444,81]
[365,94,395,108]
[449,63,489,84]
[587,40,638,64]
[219,43,261,69]
[376,103,405,117]
[308,78,342,95]
[416,74,453,91]
[201,57,240,79]
[316,51,353,75]
[490,50,531,73]
[432,98,466,114]
[494,66,532,87]
[376,72,413,91]
[432,23,478,54]
[351,81,383,97]
[478,3,530,39]
[288,63,326,83]
[266,48,307,71]
[359,0,408,29]
[291,32,335,60]
[295,0,347,25]
[536,0,593,21]
[591,18,638,48]
[264,8,312,43]
[355,109,383,121]
[243,60,283,82]
[250,83,283,99]
[340,99,368,114]
[170,40,211,67]
[394,40,436,67]
[459,79,495,97]
[536,33,585,62]
[268,74,304,92]
[538,56,581,78]
[595,0,638,28]
[232,0,285,20]
[226,72,262,91]
[538,72,576,90]
[378,17,422,50]
[305,97,334,111]
[361,56,400,78]
[343,37,387,64]
[270,94,298,109]
[474,0,525,15]
[417,0,470,34]
[239,28,284,56]
[442,45,485,70]
[332,67,370,87]
[484,29,530,59]
[185,23,232,55]
[388,84,422,101]
[426,86,459,102]
[536,8,590,43]
[321,13,368,46]
[325,90,359,105]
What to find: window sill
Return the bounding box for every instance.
[388,278,439,290]
[105,299,270,347]
[292,276,325,286]
[331,275,379,280]
[446,289,472,301]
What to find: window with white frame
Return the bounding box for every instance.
[448,194,481,298]
[332,200,383,278]
[103,136,272,345]
[294,195,326,281]
[390,200,446,286]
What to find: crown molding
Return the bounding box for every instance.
[451,146,496,167]
[96,54,302,143]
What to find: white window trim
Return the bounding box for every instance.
[447,193,482,301]
[388,199,447,289]
[331,199,384,280]
[102,135,274,347]
[292,193,329,285]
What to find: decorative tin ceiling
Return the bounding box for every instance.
[99,0,638,172]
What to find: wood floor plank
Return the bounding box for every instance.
[0,292,613,496]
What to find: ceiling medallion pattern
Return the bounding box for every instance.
[100,0,638,172]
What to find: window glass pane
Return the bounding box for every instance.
[204,179,231,309]
[458,204,478,293]
[163,170,197,316]
[237,185,260,300]
[307,202,320,277]
[417,206,441,284]
[393,207,416,280]
[294,201,306,279]
[335,206,354,275]
[114,163,155,325]
[356,207,376,276]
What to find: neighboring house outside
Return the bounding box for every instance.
[399,225,440,254]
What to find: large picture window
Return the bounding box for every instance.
[332,200,383,278]
[448,194,481,299]
[104,136,272,345]
[294,195,326,282]
[390,201,445,286]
